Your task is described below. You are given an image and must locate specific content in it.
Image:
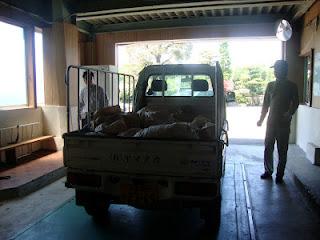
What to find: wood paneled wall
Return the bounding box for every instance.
[286,24,304,103]
[43,23,79,106]
[95,23,275,65]
[300,0,320,108]
[79,32,96,65]
[24,27,36,108]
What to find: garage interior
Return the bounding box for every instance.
[0,0,320,239]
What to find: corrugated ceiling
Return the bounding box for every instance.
[76,0,316,32]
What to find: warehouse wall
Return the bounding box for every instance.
[43,22,79,106]
[0,3,79,150]
[0,7,42,149]
[94,23,275,65]
[42,22,80,149]
[79,32,96,65]
[0,108,42,130]
[297,105,320,151]
[284,20,305,144]
[296,1,320,152]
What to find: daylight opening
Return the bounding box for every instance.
[117,38,282,141]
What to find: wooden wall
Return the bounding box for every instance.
[24,27,36,108]
[94,23,275,65]
[286,21,304,103]
[43,23,79,106]
[79,32,96,65]
[300,0,320,108]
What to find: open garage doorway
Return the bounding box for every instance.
[116,38,282,143]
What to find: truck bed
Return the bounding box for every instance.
[63,132,224,179]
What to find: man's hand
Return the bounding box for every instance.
[257,119,263,127]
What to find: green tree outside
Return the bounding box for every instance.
[219,41,232,80]
[232,65,274,105]
[118,42,193,103]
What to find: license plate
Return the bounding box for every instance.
[120,184,159,205]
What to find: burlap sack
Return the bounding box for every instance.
[134,122,198,140]
[95,119,127,135]
[190,115,211,129]
[122,113,141,128]
[137,106,174,127]
[94,113,122,127]
[93,105,121,121]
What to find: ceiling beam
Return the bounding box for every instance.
[76,1,306,22]
[92,14,281,33]
[76,20,92,34]
[292,0,316,20]
[76,1,303,17]
[0,1,51,27]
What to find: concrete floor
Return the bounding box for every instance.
[0,151,65,200]
[0,178,74,239]
[1,144,320,240]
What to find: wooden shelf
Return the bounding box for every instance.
[0,135,54,152]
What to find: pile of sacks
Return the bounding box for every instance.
[90,105,215,140]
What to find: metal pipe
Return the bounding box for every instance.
[64,65,135,131]
[96,70,99,112]
[104,72,107,106]
[214,63,218,138]
[128,75,131,111]
[87,70,90,125]
[123,74,126,112]
[65,65,134,79]
[161,74,165,97]
[191,75,194,97]
[111,73,114,106]
[77,68,80,131]
[66,68,70,133]
[118,74,120,106]
[132,76,135,111]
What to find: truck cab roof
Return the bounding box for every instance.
[139,64,217,76]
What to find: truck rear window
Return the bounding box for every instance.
[145,74,214,97]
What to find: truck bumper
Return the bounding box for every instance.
[66,169,221,208]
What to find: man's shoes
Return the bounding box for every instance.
[260,172,272,179]
[275,176,284,184]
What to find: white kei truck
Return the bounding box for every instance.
[63,63,229,226]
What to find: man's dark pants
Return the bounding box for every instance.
[264,122,290,178]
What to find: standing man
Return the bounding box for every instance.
[257,60,299,183]
[79,71,108,126]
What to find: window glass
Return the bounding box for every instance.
[193,75,214,97]
[0,21,27,107]
[164,75,192,96]
[145,74,214,97]
[35,31,44,105]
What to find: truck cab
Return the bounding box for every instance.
[134,64,226,135]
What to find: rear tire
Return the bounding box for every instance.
[76,190,111,219]
[201,197,221,231]
[84,199,110,219]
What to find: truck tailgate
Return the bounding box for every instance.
[63,135,223,179]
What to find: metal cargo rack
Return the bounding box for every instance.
[65,65,135,133]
